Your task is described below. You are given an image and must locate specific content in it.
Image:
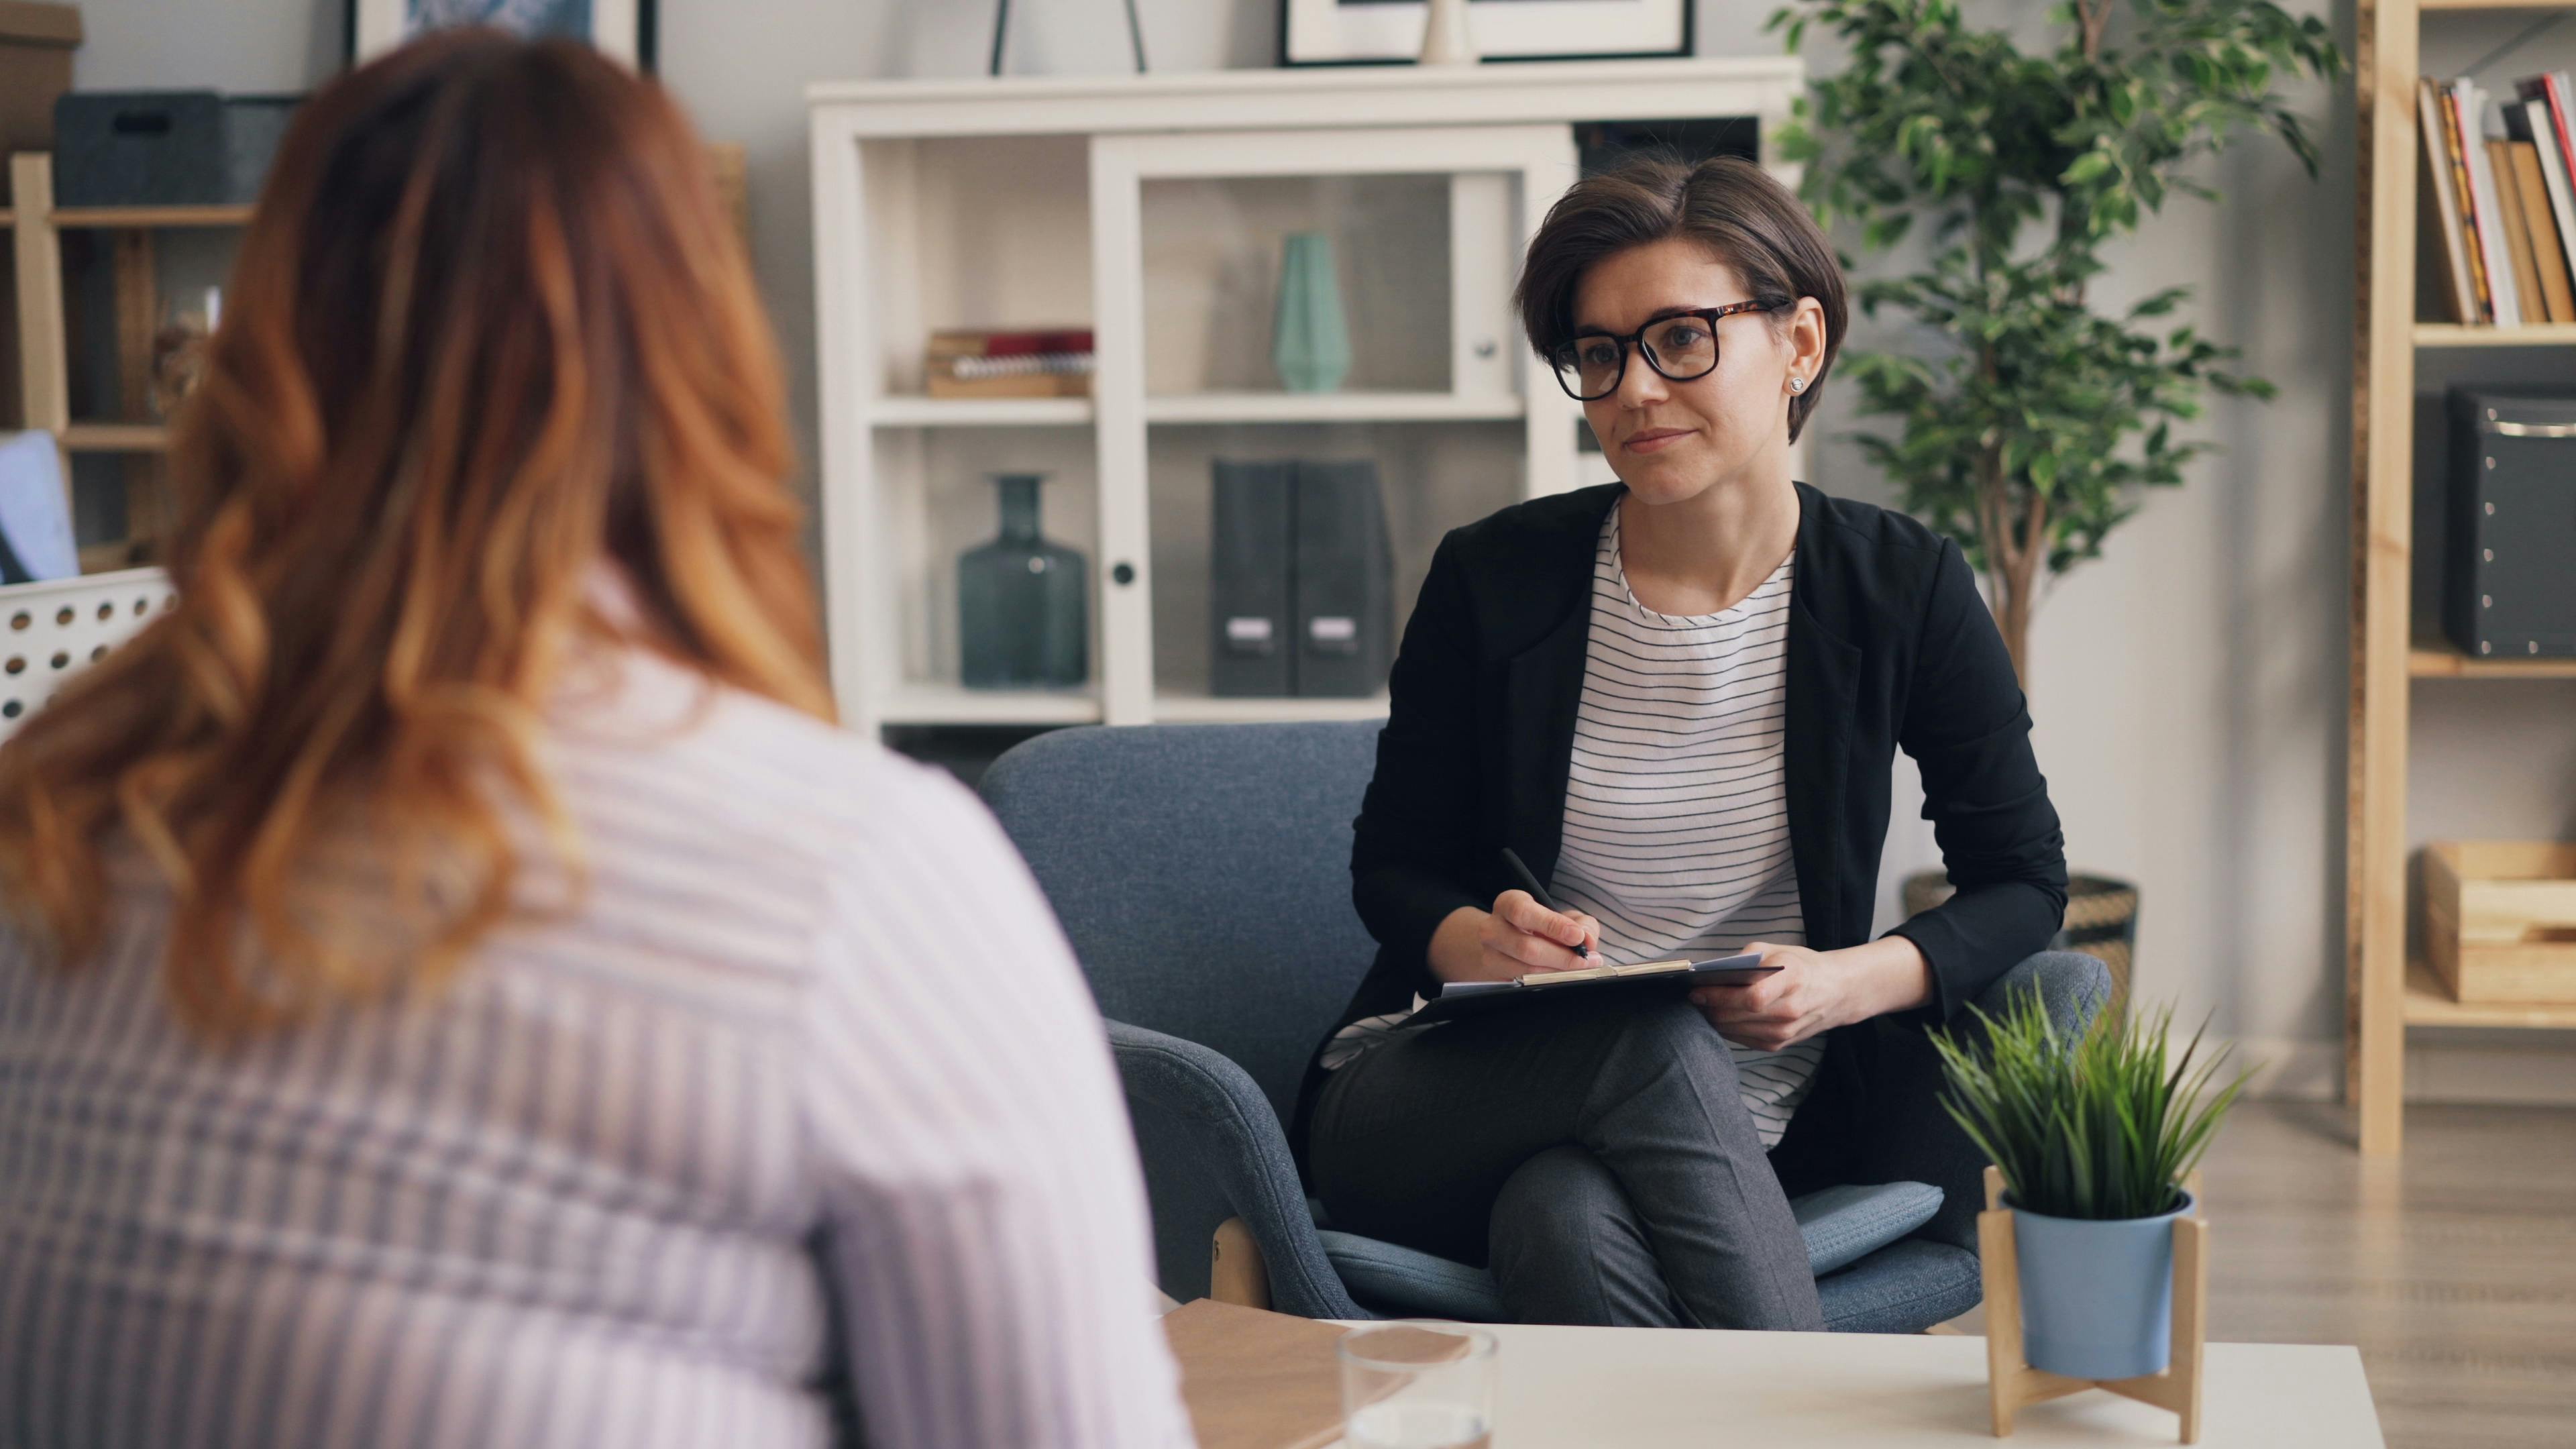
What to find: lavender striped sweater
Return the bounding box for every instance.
[0,649,1194,1449]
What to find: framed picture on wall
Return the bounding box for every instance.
[348,0,656,70]
[1282,0,1691,65]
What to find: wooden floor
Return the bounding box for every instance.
[1944,1101,2576,1449]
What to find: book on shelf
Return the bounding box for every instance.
[2506,99,2576,320]
[2517,71,2576,188]
[2486,137,2550,323]
[924,327,1095,399]
[2510,136,2575,322]
[2422,71,2576,329]
[2420,79,2479,324]
[2459,83,2524,327]
[2440,80,2497,323]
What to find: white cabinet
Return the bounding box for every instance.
[808,59,1805,735]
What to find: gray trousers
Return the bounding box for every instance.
[1307,994,1827,1331]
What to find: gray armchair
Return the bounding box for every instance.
[980,721,2106,1332]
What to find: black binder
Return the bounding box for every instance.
[1291,460,1395,698]
[1210,460,1296,696]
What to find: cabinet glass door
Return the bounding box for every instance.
[1090,125,1579,724]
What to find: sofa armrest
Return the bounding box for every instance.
[1865,951,2114,1254]
[1969,950,2112,1039]
[1106,1020,1368,1321]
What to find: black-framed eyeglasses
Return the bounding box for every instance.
[1548,299,1790,402]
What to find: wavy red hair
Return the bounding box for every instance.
[0,32,832,1032]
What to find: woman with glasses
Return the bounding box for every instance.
[1289,155,2067,1330]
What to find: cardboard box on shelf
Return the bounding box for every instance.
[0,1,82,205]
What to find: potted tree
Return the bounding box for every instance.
[1771,0,2341,1007]
[1934,989,2251,1381]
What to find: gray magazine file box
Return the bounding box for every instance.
[1291,460,1394,698]
[1210,460,1295,696]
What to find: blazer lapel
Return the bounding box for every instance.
[1785,485,1862,949]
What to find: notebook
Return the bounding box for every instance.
[1397,951,1778,1030]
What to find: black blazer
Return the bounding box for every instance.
[1293,481,2068,1150]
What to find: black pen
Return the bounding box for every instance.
[1499,847,1559,913]
[1501,848,1598,962]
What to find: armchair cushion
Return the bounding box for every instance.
[1815,1239,1984,1334]
[1318,1230,1509,1322]
[1791,1181,1947,1275]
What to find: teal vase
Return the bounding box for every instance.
[958,474,1087,691]
[1272,231,1352,393]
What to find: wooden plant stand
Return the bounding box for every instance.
[1978,1167,2208,1442]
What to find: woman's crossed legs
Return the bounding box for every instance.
[1307,996,1823,1330]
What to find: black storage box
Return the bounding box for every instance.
[2446,388,2576,660]
[53,91,302,207]
[219,95,301,202]
[54,91,227,206]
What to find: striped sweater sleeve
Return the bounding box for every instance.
[796,765,1194,1449]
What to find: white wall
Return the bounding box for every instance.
[58,0,2576,1090]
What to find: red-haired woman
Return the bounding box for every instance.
[0,33,1191,1449]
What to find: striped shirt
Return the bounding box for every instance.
[1549,505,1822,1148]
[0,648,1194,1449]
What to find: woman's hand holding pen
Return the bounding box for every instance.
[1427,892,1605,984]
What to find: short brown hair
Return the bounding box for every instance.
[1514,154,1847,443]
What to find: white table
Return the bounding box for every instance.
[1334,1324,2383,1448]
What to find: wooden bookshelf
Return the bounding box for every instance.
[49,203,254,229]
[2404,959,2576,1026]
[2351,0,2576,1156]
[59,423,170,453]
[2409,637,2576,678]
[2412,321,2576,345]
[6,152,231,569]
[10,144,750,570]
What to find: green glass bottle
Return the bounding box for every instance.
[959,473,1087,690]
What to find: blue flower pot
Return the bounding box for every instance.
[2010,1190,2194,1381]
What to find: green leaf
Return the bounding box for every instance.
[2062,149,2115,185]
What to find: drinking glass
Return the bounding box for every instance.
[1338,1320,1496,1449]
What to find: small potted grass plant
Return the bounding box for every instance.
[1933,989,2251,1381]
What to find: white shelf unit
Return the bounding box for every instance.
[809,59,1806,734]
[869,397,1097,428]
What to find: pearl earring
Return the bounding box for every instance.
[1788,377,1806,393]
